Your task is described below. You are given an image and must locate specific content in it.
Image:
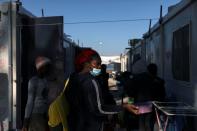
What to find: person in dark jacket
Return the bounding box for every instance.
[127,63,165,131]
[147,63,165,102]
[66,49,139,131]
[97,64,116,105]
[96,64,117,131]
[22,56,51,131]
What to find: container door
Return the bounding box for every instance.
[16,16,64,129]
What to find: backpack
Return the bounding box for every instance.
[48,78,69,131]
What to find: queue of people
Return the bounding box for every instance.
[22,49,165,131]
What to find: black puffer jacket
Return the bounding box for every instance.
[127,72,165,103]
[66,73,122,131]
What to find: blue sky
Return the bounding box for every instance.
[19,0,181,56]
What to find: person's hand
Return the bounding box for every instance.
[22,127,28,131]
[123,104,139,115]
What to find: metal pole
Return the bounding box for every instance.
[159,5,163,24]
[149,19,152,35]
[8,1,13,130]
[77,40,79,46]
[41,8,44,17]
[130,48,132,73]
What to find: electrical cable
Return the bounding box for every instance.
[16,18,159,27]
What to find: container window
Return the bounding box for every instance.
[172,24,190,81]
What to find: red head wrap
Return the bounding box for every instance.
[75,49,100,72]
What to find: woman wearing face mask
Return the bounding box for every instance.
[66,49,139,131]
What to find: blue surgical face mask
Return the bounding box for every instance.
[90,68,101,76]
